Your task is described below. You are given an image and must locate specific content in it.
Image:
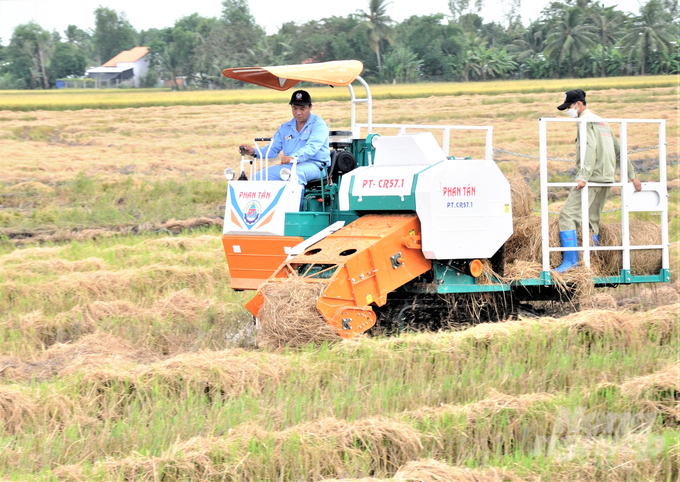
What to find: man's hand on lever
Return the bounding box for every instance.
[281,155,294,165]
[632,178,642,192]
[239,145,255,156]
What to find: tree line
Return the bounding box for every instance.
[1,0,678,90]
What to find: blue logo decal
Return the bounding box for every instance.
[243,200,261,225]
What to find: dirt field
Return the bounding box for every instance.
[0,81,678,480]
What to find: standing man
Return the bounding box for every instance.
[554,89,642,273]
[239,89,330,185]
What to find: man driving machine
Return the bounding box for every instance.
[239,89,330,185]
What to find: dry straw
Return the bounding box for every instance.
[406,391,555,422]
[7,217,221,246]
[0,386,38,434]
[4,288,226,354]
[619,364,680,423]
[97,416,422,481]
[393,459,527,482]
[0,333,154,381]
[505,176,663,282]
[256,276,339,349]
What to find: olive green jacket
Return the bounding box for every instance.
[575,109,636,183]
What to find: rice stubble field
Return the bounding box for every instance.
[0,78,679,481]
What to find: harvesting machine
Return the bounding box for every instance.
[221,60,671,338]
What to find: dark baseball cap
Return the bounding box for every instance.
[289,90,312,106]
[557,89,586,110]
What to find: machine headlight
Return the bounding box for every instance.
[280,168,291,181]
[368,133,380,149]
[224,167,235,181]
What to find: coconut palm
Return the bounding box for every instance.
[619,0,678,75]
[544,7,598,77]
[589,4,624,77]
[509,20,547,63]
[356,0,395,72]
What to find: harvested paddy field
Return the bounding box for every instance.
[0,230,679,480]
[0,82,677,242]
[1,79,679,480]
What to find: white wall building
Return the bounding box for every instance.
[86,46,150,87]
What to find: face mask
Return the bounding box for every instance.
[567,107,579,119]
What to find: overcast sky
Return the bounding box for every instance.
[0,0,644,46]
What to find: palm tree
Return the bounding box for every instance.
[357,0,395,72]
[509,20,547,63]
[544,7,598,77]
[619,0,678,75]
[589,4,624,77]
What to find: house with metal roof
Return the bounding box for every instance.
[86,47,150,87]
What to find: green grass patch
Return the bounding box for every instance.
[0,174,226,235]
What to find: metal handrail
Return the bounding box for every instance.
[348,75,372,136]
[538,117,669,274]
[353,123,494,161]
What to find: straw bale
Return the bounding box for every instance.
[504,215,544,266]
[507,173,534,218]
[0,385,38,434]
[257,277,339,349]
[595,222,662,276]
[504,209,662,278]
[393,459,527,482]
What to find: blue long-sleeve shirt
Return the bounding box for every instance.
[253,113,330,166]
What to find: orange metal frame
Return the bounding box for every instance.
[222,235,303,290]
[246,214,432,338]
